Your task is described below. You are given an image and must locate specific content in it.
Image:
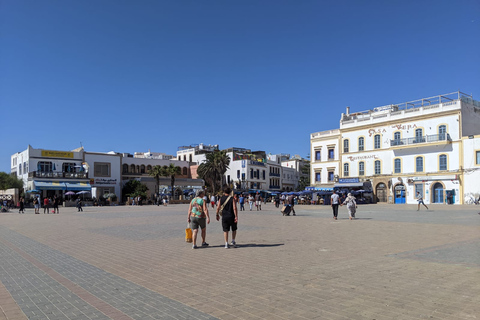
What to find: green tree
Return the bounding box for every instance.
[0,172,23,191]
[160,164,181,199]
[197,151,231,195]
[148,165,163,195]
[122,180,149,200]
[296,159,311,191]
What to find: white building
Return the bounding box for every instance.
[176,143,218,164]
[310,91,480,204]
[84,151,122,200]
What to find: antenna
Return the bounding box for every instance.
[80,142,83,148]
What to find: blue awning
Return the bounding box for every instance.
[34,181,66,190]
[65,182,91,191]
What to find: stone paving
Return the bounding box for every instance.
[0,202,479,320]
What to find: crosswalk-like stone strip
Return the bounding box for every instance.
[0,278,27,320]
[0,239,110,320]
[0,227,218,320]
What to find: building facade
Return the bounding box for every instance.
[310,91,480,204]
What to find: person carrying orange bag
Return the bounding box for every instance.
[187,190,210,249]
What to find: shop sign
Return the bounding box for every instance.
[411,175,457,181]
[41,150,74,158]
[391,123,418,130]
[368,128,387,137]
[346,155,379,161]
[339,178,359,183]
[94,178,117,185]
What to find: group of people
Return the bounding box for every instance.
[187,186,239,249]
[330,190,358,220]
[29,196,61,214]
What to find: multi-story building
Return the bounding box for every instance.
[310,91,480,204]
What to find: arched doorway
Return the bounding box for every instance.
[432,182,444,203]
[376,183,387,202]
[394,184,405,204]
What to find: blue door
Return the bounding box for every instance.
[394,185,406,204]
[432,183,443,203]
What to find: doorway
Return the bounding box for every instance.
[376,183,387,202]
[394,184,405,204]
[432,182,444,203]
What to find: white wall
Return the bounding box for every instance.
[84,153,122,199]
[463,136,480,202]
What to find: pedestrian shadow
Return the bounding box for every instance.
[207,243,284,248]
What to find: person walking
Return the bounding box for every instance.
[248,194,254,211]
[18,197,25,214]
[210,194,216,208]
[76,198,83,212]
[187,190,210,249]
[43,197,50,214]
[255,192,261,211]
[341,193,357,220]
[216,186,238,249]
[287,194,296,216]
[274,194,280,208]
[239,194,245,211]
[417,192,428,211]
[53,195,60,214]
[33,196,40,214]
[331,190,340,220]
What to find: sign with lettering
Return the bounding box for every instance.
[249,160,265,167]
[339,178,359,183]
[94,178,117,185]
[346,155,379,161]
[41,150,74,158]
[391,123,418,130]
[368,128,386,137]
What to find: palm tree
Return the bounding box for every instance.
[148,165,163,195]
[197,151,231,195]
[160,164,181,199]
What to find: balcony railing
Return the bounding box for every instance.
[269,172,280,177]
[269,185,281,189]
[29,171,88,179]
[390,133,451,147]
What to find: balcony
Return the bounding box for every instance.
[390,133,451,148]
[269,185,281,189]
[269,172,280,177]
[29,171,88,179]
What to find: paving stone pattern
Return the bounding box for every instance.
[0,203,479,320]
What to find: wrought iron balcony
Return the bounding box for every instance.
[269,185,281,189]
[390,133,451,147]
[269,172,280,177]
[28,171,88,179]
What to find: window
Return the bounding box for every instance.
[315,150,321,161]
[343,140,349,153]
[416,157,423,172]
[415,128,424,143]
[374,135,381,149]
[62,162,75,173]
[147,165,152,172]
[130,164,135,173]
[359,162,365,176]
[328,171,334,182]
[250,169,253,179]
[37,161,53,172]
[394,132,401,140]
[263,170,266,180]
[140,165,146,173]
[477,151,480,165]
[237,170,240,178]
[315,172,321,182]
[358,137,364,151]
[415,184,423,198]
[343,163,349,177]
[439,154,447,171]
[328,148,334,160]
[94,162,111,177]
[374,160,381,175]
[19,165,22,175]
[123,164,128,173]
[23,162,27,174]
[392,132,401,146]
[394,159,401,173]
[256,169,259,179]
[182,167,188,175]
[439,125,446,140]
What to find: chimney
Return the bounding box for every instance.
[346,106,350,115]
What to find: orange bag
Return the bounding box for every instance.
[185,223,192,243]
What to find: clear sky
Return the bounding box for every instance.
[1,0,479,173]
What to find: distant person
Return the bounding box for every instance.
[53,195,60,214]
[416,192,428,211]
[217,186,238,248]
[33,196,40,214]
[341,193,357,220]
[287,194,296,216]
[43,197,50,214]
[18,197,25,214]
[248,194,254,211]
[76,198,83,212]
[210,194,216,208]
[274,194,280,208]
[187,190,210,249]
[238,194,245,211]
[331,190,340,220]
[255,192,262,211]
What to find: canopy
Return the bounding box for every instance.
[65,182,91,191]
[34,181,66,190]
[334,182,364,188]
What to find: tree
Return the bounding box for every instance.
[296,159,311,191]
[122,180,149,200]
[148,165,163,195]
[0,172,23,191]
[197,151,231,195]
[160,164,181,199]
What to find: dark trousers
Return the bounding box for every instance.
[332,204,339,217]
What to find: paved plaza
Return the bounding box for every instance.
[0,202,479,320]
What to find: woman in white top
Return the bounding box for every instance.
[248,194,254,211]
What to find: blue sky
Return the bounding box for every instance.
[1,0,479,173]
